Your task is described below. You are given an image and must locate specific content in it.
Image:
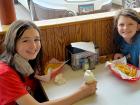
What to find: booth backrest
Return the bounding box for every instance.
[1,8,140,65]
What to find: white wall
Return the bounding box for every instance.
[18,0,29,10]
[112,0,122,5]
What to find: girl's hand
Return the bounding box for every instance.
[114,53,124,60]
[79,81,97,97]
[34,74,50,82]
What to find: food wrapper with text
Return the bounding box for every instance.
[105,57,140,81]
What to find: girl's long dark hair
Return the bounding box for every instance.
[0,20,44,81]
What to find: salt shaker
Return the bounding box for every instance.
[82,58,89,70]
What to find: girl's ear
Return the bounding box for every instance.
[137,24,140,31]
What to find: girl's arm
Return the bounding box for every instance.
[16,82,97,105]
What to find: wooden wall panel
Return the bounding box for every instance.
[0,16,116,64]
[38,17,115,63]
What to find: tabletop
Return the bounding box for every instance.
[41,64,140,105]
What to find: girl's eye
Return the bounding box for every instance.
[34,38,41,41]
[22,40,29,42]
[128,23,134,25]
[119,23,124,27]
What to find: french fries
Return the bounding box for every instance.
[115,64,137,78]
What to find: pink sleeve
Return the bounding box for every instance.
[0,69,28,105]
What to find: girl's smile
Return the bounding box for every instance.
[16,28,41,60]
[117,16,139,43]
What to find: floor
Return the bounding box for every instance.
[14,3,122,21]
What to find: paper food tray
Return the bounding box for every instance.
[109,64,140,81]
[106,57,140,81]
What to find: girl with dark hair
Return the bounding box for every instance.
[113,8,140,67]
[0,20,96,105]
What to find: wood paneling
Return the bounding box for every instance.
[0,13,117,64]
[39,17,116,62]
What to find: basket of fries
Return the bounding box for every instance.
[105,57,140,81]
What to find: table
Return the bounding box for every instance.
[41,64,140,105]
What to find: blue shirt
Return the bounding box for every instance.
[116,32,140,67]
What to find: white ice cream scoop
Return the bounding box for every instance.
[84,70,96,84]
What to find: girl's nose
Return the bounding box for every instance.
[30,41,37,49]
[123,25,128,30]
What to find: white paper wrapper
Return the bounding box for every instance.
[84,70,96,84]
[105,57,140,81]
[54,73,66,85]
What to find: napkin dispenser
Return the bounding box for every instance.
[66,45,99,70]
